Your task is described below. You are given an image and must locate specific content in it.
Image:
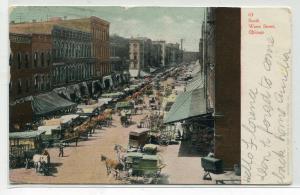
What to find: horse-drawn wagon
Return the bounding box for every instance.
[9,130,46,169]
[125,152,165,177]
[116,101,134,112]
[128,128,150,150]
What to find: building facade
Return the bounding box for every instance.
[165,43,181,66]
[110,34,129,72]
[182,51,199,63]
[9,33,53,128]
[150,42,162,68]
[51,25,96,87]
[129,37,152,72]
[10,16,110,79]
[152,40,166,67]
[201,7,241,169]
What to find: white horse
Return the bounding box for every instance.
[33,154,49,172]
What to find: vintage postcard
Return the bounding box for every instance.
[7,6,292,185]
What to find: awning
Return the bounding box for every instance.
[9,130,46,139]
[163,87,207,124]
[140,70,150,77]
[98,98,112,105]
[60,114,79,124]
[150,67,157,73]
[79,82,89,96]
[53,87,71,100]
[129,69,139,78]
[67,84,81,98]
[43,118,61,126]
[38,125,61,135]
[129,84,139,91]
[92,80,102,93]
[186,73,204,91]
[76,107,97,115]
[101,92,124,98]
[103,75,113,87]
[31,91,76,116]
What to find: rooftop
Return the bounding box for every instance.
[10,16,109,34]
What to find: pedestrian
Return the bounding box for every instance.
[58,143,64,157]
[75,137,78,147]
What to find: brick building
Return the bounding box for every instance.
[165,43,181,66]
[9,33,53,129]
[10,16,110,78]
[129,37,152,77]
[51,25,96,87]
[201,7,241,169]
[152,41,166,67]
[110,34,129,72]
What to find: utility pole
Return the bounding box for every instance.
[16,13,23,23]
[180,38,184,63]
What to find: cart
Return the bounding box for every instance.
[128,128,150,149]
[124,152,166,181]
[9,130,45,169]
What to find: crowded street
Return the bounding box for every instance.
[9,64,240,184]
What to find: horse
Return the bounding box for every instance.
[100,154,124,179]
[120,116,128,127]
[33,154,50,173]
[114,144,127,166]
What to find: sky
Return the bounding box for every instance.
[10,6,204,51]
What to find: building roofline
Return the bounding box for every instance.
[10,16,110,27]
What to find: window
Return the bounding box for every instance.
[41,52,44,67]
[72,43,75,57]
[47,75,50,89]
[47,75,51,89]
[9,53,13,66]
[9,81,12,93]
[17,79,22,94]
[34,75,38,90]
[17,53,21,69]
[47,52,51,66]
[34,52,38,67]
[41,75,45,90]
[25,79,29,92]
[24,54,29,68]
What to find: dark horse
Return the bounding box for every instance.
[100,154,124,179]
[120,116,129,127]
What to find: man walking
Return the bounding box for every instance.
[58,143,64,157]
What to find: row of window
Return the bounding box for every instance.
[53,28,91,41]
[99,63,111,75]
[93,28,109,41]
[9,51,51,69]
[53,64,96,85]
[93,45,110,58]
[10,74,51,95]
[53,40,91,59]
